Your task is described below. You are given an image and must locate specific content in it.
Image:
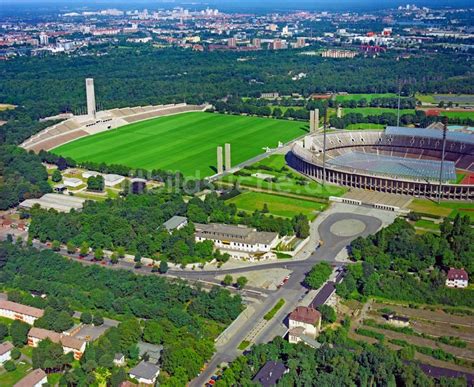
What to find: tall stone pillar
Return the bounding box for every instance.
[85,78,96,119]
[225,143,231,171]
[310,110,315,132]
[217,146,223,174]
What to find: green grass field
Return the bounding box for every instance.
[0,363,31,386]
[408,199,474,221]
[335,93,399,102]
[227,191,325,219]
[441,111,474,120]
[343,107,415,116]
[345,123,385,130]
[53,112,307,177]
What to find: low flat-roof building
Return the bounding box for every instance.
[0,341,13,364]
[19,193,86,213]
[129,361,160,385]
[82,171,100,179]
[104,174,125,187]
[28,327,87,360]
[163,216,188,233]
[252,361,287,387]
[288,306,321,344]
[194,223,279,261]
[14,369,48,387]
[0,300,44,325]
[446,268,469,288]
[63,177,83,188]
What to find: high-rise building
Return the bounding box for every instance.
[85,78,96,119]
[271,39,283,50]
[252,38,261,49]
[296,37,306,48]
[39,33,49,46]
[228,37,237,48]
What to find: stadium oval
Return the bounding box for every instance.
[287,127,474,201]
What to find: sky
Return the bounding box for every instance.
[2,0,472,14]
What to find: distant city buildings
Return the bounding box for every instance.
[321,49,357,58]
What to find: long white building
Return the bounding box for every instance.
[194,223,279,261]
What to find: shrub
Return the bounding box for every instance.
[4,360,16,372]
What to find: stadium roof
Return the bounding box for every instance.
[385,126,474,145]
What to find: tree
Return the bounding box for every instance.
[51,240,61,251]
[222,274,233,286]
[116,246,125,258]
[304,262,332,289]
[52,169,62,183]
[32,338,73,372]
[0,323,8,340]
[142,320,163,344]
[236,276,248,289]
[111,252,119,264]
[159,259,169,274]
[81,311,93,324]
[93,315,104,326]
[79,241,90,257]
[66,240,76,254]
[317,304,337,324]
[10,320,30,347]
[4,360,16,372]
[11,348,21,360]
[134,253,141,263]
[87,176,105,192]
[94,248,104,261]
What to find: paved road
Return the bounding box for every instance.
[190,212,381,387]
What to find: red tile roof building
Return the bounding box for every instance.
[446,268,469,288]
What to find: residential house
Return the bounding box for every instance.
[28,327,86,360]
[13,369,48,387]
[446,268,469,288]
[0,341,13,364]
[252,361,288,387]
[288,306,321,344]
[163,216,188,233]
[0,300,44,325]
[129,361,160,385]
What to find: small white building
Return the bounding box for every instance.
[194,223,279,261]
[446,268,469,288]
[288,306,321,344]
[0,342,13,364]
[163,216,188,233]
[385,313,410,327]
[82,171,100,179]
[104,174,125,187]
[113,353,126,366]
[63,177,83,188]
[129,361,160,385]
[0,300,44,325]
[13,369,48,387]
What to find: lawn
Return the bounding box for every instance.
[408,199,474,220]
[441,111,474,120]
[414,219,440,232]
[0,362,31,385]
[345,123,385,130]
[335,93,399,102]
[227,191,325,220]
[221,155,346,199]
[343,107,415,116]
[53,112,307,177]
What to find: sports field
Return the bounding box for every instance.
[343,107,415,116]
[335,93,399,102]
[53,112,307,177]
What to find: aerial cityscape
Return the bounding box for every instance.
[0,0,473,386]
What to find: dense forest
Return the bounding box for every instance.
[336,216,474,307]
[0,241,243,385]
[0,145,51,210]
[1,47,473,144]
[214,333,460,386]
[27,190,310,264]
